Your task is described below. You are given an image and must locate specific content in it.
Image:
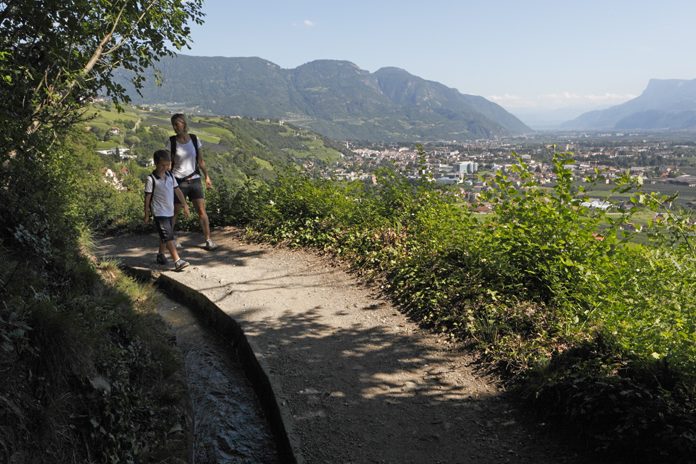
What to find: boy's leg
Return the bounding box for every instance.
[165,239,181,262]
[153,216,169,259]
[156,216,181,262]
[166,239,189,270]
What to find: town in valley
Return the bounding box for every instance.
[315,132,696,211]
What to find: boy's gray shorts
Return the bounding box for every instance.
[154,216,175,242]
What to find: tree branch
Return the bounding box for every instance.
[27,4,126,136]
[103,0,159,57]
[82,4,127,75]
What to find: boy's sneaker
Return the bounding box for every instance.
[156,253,167,265]
[174,259,189,271]
[175,241,184,249]
[203,239,218,251]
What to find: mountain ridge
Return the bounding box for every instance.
[564,78,696,131]
[121,55,531,142]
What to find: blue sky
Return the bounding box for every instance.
[185,0,696,123]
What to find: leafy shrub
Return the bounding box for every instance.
[227,151,695,461]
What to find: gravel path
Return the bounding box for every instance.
[97,227,586,464]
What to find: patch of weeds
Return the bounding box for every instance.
[0,242,188,463]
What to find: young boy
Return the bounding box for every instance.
[144,149,191,271]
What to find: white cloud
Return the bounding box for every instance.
[489,92,636,109]
[488,94,541,109]
[539,92,636,105]
[489,94,529,105]
[291,19,317,28]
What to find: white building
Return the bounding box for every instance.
[581,199,612,210]
[96,147,134,160]
[457,161,479,175]
[435,176,461,185]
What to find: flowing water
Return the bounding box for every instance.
[156,293,279,463]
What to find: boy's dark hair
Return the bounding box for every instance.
[153,149,171,164]
[171,113,186,125]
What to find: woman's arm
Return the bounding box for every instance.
[197,146,213,189]
[144,193,152,223]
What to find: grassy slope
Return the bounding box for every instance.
[85,104,343,184]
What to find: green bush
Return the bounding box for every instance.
[228,151,695,461]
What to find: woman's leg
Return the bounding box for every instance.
[192,198,211,241]
[172,202,184,247]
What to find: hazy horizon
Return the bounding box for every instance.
[509,104,620,130]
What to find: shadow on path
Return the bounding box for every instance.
[100,230,592,464]
[240,307,581,464]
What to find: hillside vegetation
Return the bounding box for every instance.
[87,102,343,175]
[213,151,695,463]
[78,103,345,231]
[50,108,696,462]
[2,2,694,461]
[0,2,207,461]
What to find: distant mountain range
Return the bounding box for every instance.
[564,79,696,131]
[120,55,530,142]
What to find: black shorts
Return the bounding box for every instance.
[154,216,175,242]
[174,177,204,203]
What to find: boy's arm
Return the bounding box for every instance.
[144,193,152,223]
[174,187,190,217]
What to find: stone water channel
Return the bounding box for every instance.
[156,291,281,463]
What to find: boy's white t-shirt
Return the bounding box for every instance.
[169,137,203,180]
[144,171,179,217]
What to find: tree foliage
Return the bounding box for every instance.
[0,0,204,251]
[0,0,204,155]
[0,2,203,461]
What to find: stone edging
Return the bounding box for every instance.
[123,265,301,464]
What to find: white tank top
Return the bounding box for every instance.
[170,137,203,180]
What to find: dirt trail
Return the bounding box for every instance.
[98,227,584,464]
